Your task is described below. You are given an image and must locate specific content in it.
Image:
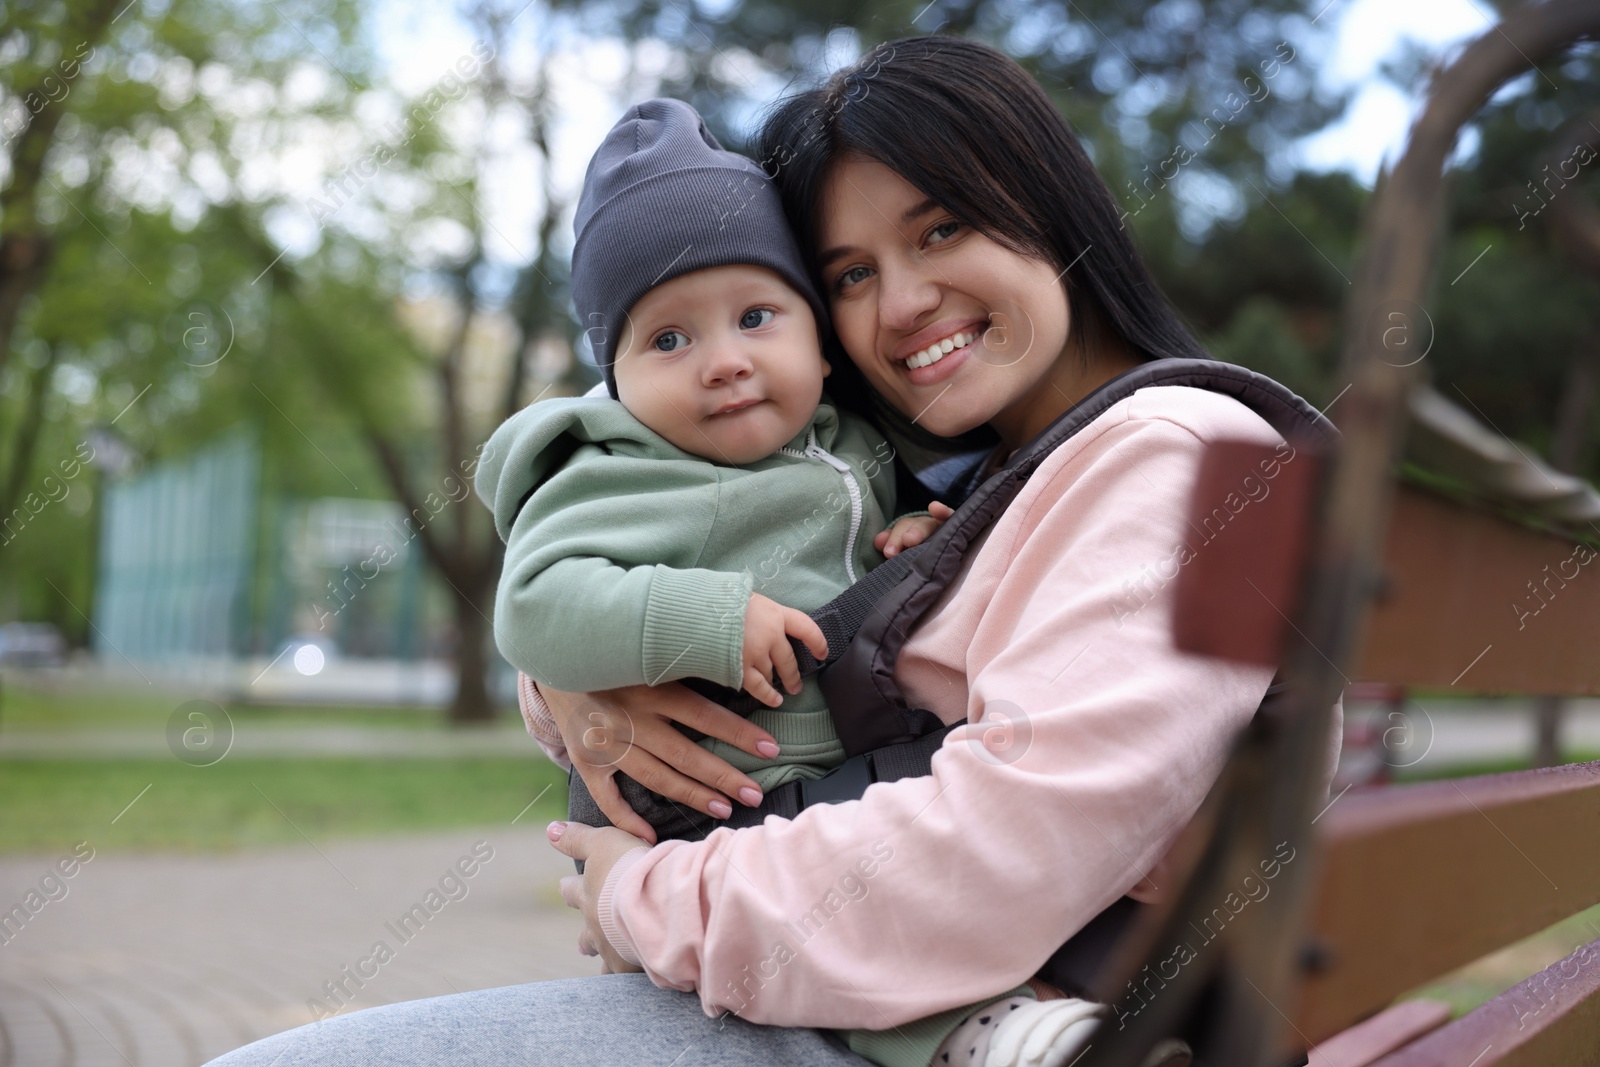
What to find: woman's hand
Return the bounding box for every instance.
[539,680,781,844]
[548,820,648,974]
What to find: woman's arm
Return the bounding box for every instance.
[588,396,1305,1030]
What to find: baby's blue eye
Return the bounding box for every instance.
[740,308,775,330]
[653,330,689,352]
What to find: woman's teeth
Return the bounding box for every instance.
[905,331,975,370]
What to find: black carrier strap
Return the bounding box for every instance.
[817,357,1338,757]
[562,359,1335,1060]
[566,358,1338,999]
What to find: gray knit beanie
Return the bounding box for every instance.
[570,98,829,399]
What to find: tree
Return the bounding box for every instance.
[221,0,582,722]
[0,0,374,625]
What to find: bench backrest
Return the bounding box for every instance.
[1078,4,1600,1066]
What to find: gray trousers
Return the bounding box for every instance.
[201,973,872,1066]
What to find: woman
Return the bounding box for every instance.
[206,35,1340,1067]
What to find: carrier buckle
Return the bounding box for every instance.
[796,752,875,810]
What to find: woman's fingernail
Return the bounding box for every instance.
[708,799,732,819]
[739,786,763,806]
[756,740,780,759]
[546,821,566,841]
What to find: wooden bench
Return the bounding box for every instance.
[1074,3,1600,1065]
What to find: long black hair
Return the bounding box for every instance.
[755,35,1210,454]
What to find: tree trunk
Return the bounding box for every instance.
[0,0,123,381]
[0,340,61,523]
[448,577,496,724]
[1532,694,1563,768]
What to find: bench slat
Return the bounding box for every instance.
[1356,487,1600,694]
[1294,760,1600,1040]
[1306,999,1453,1067]
[1365,936,1600,1066]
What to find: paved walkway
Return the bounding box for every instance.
[1336,698,1600,775]
[0,829,591,1066]
[0,724,536,760]
[6,699,1599,771]
[5,698,1599,1065]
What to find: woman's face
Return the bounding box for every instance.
[815,155,1075,446]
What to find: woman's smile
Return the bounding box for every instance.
[818,155,1077,441]
[900,332,975,385]
[893,317,990,376]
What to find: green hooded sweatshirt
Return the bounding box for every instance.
[473,393,926,789]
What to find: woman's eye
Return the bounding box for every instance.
[652,330,689,352]
[833,265,872,293]
[927,220,960,245]
[740,308,775,330]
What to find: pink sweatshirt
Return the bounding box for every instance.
[521,385,1344,1029]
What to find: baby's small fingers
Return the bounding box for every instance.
[772,642,802,695]
[744,665,783,708]
[929,500,955,518]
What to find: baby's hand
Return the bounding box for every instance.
[874,500,955,558]
[741,593,829,708]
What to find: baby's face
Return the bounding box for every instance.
[613,264,829,465]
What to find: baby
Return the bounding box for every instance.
[477,97,950,808]
[475,98,1108,1067]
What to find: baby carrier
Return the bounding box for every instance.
[562,357,1339,1031]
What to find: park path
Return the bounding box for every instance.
[0,828,593,1066]
[0,723,536,759]
[6,700,1600,770]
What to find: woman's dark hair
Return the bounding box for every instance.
[754,35,1210,449]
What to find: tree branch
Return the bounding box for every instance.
[0,0,124,381]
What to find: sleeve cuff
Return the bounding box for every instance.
[641,567,753,689]
[597,845,652,966]
[891,509,932,523]
[518,672,572,771]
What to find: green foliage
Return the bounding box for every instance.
[1205,296,1325,401]
[4,0,1598,648]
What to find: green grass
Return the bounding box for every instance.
[1400,901,1600,1017]
[0,676,520,732]
[1394,751,1600,783]
[0,758,569,853]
